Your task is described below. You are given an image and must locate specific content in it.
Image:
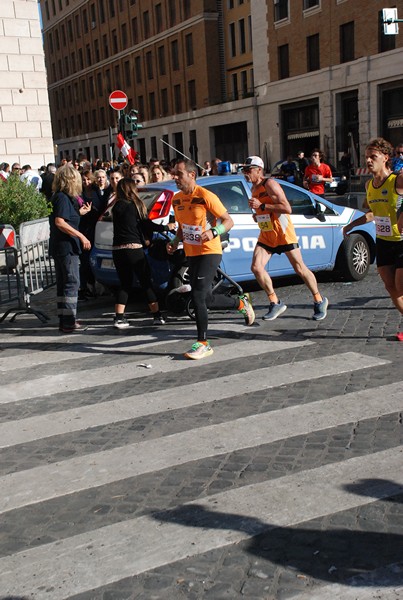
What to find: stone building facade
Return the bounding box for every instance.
[0,0,54,169]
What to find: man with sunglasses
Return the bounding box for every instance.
[243,155,328,321]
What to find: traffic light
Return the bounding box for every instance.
[119,109,143,140]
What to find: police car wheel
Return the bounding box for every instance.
[337,233,370,281]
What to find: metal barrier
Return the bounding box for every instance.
[0,224,21,310]
[0,218,55,323]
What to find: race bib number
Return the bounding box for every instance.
[256,213,273,231]
[182,223,202,245]
[374,216,392,236]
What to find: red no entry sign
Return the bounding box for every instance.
[109,90,128,111]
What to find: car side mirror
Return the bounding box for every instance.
[315,201,326,221]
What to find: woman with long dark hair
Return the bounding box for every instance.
[112,178,175,328]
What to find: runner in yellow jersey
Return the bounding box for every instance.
[166,159,255,360]
[343,138,403,341]
[243,156,328,321]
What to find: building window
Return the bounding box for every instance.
[183,0,191,19]
[112,29,118,53]
[143,11,150,38]
[274,0,288,22]
[232,73,238,100]
[161,88,168,115]
[90,3,96,28]
[155,4,163,33]
[86,44,91,66]
[89,76,95,99]
[55,29,60,50]
[307,33,319,71]
[123,60,131,86]
[185,33,194,66]
[99,0,105,23]
[64,56,69,76]
[378,10,396,53]
[61,24,66,45]
[303,0,319,9]
[171,40,179,70]
[135,56,142,83]
[75,14,81,37]
[174,84,182,112]
[340,21,354,63]
[83,9,88,33]
[241,70,247,96]
[146,51,153,79]
[158,45,166,75]
[78,48,83,69]
[151,136,157,158]
[51,0,56,16]
[105,69,111,92]
[138,95,144,119]
[71,51,76,71]
[229,23,236,57]
[44,1,50,20]
[149,92,156,119]
[168,0,176,26]
[67,20,73,42]
[228,0,234,7]
[114,64,121,88]
[97,72,103,96]
[122,23,128,48]
[103,34,109,58]
[278,43,289,79]
[239,19,246,54]
[109,0,115,18]
[131,17,138,44]
[48,33,53,53]
[188,79,196,109]
[248,15,252,51]
[94,39,100,62]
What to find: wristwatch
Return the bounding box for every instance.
[259,203,265,211]
[212,228,219,238]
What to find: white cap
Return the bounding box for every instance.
[242,156,264,169]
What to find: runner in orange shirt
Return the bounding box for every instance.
[167,159,255,359]
[243,155,328,321]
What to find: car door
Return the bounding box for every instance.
[278,182,334,269]
[202,178,256,279]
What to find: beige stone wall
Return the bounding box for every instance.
[0,0,54,169]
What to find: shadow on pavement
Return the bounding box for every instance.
[152,479,403,587]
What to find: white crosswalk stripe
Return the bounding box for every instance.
[0,329,401,600]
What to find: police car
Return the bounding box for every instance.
[89,175,376,290]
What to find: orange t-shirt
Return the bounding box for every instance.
[173,184,227,257]
[253,179,298,247]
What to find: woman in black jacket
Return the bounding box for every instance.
[112,178,175,328]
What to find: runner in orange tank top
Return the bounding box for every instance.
[243,156,329,321]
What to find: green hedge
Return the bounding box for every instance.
[0,173,51,231]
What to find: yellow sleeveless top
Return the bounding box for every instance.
[367,174,402,242]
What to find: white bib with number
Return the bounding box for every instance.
[374,216,392,237]
[182,223,203,245]
[256,213,273,231]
